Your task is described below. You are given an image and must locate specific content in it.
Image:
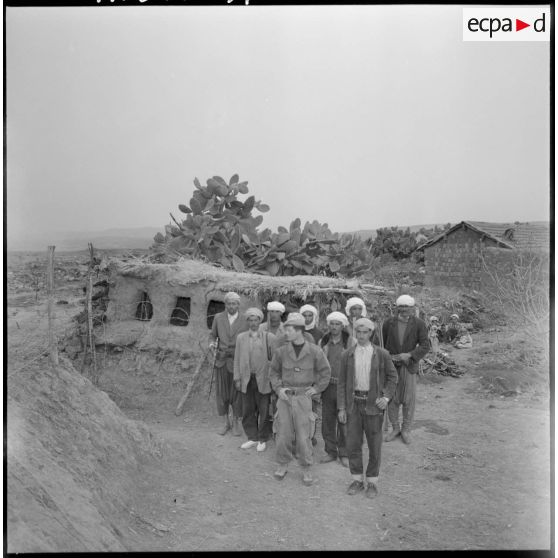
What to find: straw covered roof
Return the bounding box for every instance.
[107,258,363,298]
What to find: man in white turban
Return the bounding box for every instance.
[381,294,429,445]
[300,304,323,344]
[209,292,248,436]
[345,297,368,340]
[345,297,368,318]
[318,311,353,467]
[337,317,398,498]
[234,308,277,452]
[259,301,286,337]
[299,303,324,447]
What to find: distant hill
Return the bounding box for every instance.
[7,227,164,252]
[8,223,453,251]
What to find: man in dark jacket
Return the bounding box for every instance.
[319,311,353,466]
[382,294,430,445]
[209,292,249,436]
[337,318,398,498]
[300,304,323,344]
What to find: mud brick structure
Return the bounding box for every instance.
[417,221,550,290]
[97,258,378,354]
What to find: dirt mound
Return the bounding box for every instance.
[7,355,163,552]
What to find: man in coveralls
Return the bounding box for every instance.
[269,313,331,486]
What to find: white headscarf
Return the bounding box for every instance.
[326,311,349,328]
[345,297,367,317]
[300,304,318,330]
[267,301,286,313]
[396,294,415,307]
[245,307,264,321]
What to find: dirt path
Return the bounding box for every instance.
[124,373,550,551]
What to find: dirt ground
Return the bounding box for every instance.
[119,369,550,551]
[6,251,552,551]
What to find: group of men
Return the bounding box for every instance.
[208,292,430,497]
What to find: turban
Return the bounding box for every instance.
[450,313,460,320]
[354,317,375,332]
[345,297,367,317]
[429,316,439,322]
[300,304,318,330]
[245,307,264,321]
[396,294,415,307]
[224,291,241,303]
[284,312,305,327]
[267,301,286,313]
[326,311,349,328]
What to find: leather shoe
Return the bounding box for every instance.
[347,480,365,495]
[273,465,288,480]
[385,429,401,442]
[339,457,350,468]
[401,430,412,444]
[320,454,336,464]
[365,483,378,499]
[302,470,313,486]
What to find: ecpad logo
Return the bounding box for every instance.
[463,8,550,42]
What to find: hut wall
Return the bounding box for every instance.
[424,227,502,290]
[103,275,258,352]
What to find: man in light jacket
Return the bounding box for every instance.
[337,318,398,498]
[234,307,277,452]
[269,313,331,486]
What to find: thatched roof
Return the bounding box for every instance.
[107,258,369,298]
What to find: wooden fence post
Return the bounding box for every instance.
[47,246,59,366]
[86,243,98,382]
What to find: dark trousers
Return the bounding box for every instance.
[321,382,347,458]
[346,399,383,479]
[241,376,271,442]
[215,364,242,417]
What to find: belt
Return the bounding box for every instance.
[354,390,369,399]
[329,377,338,385]
[284,387,311,396]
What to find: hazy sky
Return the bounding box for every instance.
[6,5,550,246]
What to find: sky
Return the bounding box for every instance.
[5,5,551,247]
